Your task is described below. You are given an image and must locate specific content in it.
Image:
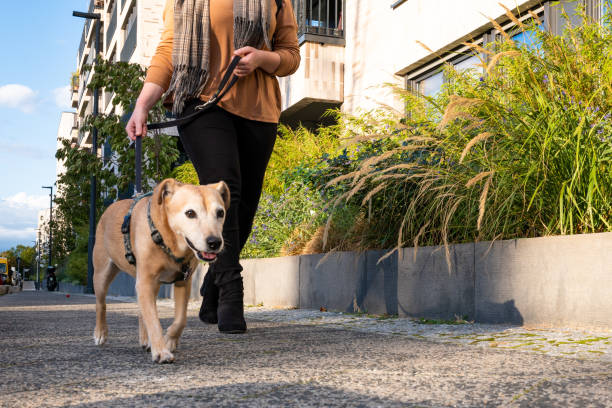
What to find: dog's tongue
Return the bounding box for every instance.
[200,252,216,261]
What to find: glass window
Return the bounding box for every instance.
[511,20,545,50]
[419,71,444,97]
[0,262,6,273]
[454,55,481,74]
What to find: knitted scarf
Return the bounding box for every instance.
[167,0,273,115]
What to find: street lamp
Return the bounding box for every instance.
[35,232,40,290]
[73,9,101,294]
[42,186,53,269]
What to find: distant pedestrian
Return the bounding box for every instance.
[126,0,300,333]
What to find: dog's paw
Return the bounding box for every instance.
[164,335,179,352]
[140,338,151,352]
[151,348,175,364]
[93,327,107,346]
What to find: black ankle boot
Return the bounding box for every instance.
[217,277,247,333]
[199,267,219,324]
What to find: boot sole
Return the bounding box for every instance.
[219,328,247,334]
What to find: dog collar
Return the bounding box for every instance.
[146,198,194,281]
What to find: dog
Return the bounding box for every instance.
[92,178,230,363]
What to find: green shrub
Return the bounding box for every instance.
[171,161,199,185]
[241,182,327,258]
[59,224,89,285]
[320,6,612,258]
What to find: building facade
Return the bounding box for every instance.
[71,0,167,149]
[280,0,608,127]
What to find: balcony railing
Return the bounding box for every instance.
[77,28,87,64]
[292,0,345,45]
[106,2,118,51]
[120,18,137,62]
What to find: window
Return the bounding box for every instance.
[407,5,548,97]
[418,70,444,97]
[409,49,483,98]
[292,0,345,45]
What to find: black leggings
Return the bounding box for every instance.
[178,101,277,286]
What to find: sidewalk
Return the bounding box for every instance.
[1,291,611,407]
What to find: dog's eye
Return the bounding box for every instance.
[185,209,197,219]
[216,209,225,219]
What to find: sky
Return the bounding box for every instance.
[0,1,90,251]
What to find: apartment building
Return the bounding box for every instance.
[280,0,609,127]
[69,0,607,133]
[71,0,167,149]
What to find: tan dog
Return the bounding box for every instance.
[92,178,230,363]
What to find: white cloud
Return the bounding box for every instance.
[0,192,50,250]
[0,84,38,113]
[3,192,50,211]
[52,86,72,109]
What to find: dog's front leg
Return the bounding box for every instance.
[138,310,150,351]
[136,272,174,364]
[165,279,192,352]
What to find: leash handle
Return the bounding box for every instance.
[147,55,242,130]
[134,136,142,195]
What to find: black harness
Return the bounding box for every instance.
[121,193,194,284]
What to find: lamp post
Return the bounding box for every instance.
[73,10,101,294]
[35,232,40,290]
[42,186,53,268]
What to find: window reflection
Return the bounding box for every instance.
[454,55,481,74]
[419,71,444,97]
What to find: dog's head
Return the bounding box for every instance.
[154,179,230,262]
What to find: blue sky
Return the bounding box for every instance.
[0,1,90,251]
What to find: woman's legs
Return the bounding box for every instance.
[178,102,276,332]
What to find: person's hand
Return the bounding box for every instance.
[126,105,149,141]
[233,46,262,77]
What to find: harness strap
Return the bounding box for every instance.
[122,192,153,266]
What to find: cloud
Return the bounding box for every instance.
[0,192,49,251]
[0,84,38,113]
[53,86,72,109]
[3,192,50,211]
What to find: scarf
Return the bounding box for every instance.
[166,0,273,115]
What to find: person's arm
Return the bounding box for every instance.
[126,83,165,140]
[126,0,174,140]
[233,0,300,77]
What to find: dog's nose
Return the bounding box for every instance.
[206,237,222,251]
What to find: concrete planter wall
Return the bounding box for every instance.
[57,232,611,328]
[239,232,612,329]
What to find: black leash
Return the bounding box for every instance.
[131,55,241,195]
[147,55,242,130]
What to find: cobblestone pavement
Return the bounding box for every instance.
[1,291,611,407]
[239,306,612,362]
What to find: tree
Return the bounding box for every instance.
[0,245,36,270]
[53,59,180,281]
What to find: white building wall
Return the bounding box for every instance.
[55,112,76,181]
[342,0,535,114]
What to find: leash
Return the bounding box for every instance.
[131,55,242,195]
[146,55,242,131]
[122,55,243,278]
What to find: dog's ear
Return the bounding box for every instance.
[211,181,231,210]
[155,179,179,205]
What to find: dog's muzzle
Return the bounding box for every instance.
[185,237,220,262]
